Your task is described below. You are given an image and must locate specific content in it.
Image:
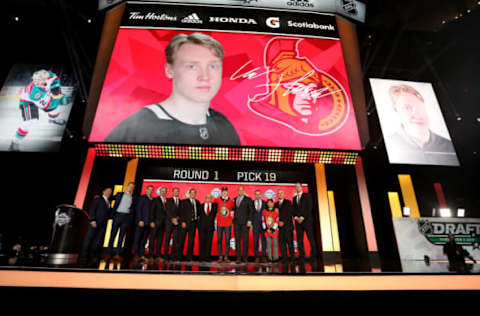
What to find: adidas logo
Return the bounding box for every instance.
[181,13,203,24]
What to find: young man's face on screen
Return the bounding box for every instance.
[166,43,222,104]
[394,93,429,134]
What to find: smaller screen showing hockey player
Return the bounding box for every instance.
[0,64,76,152]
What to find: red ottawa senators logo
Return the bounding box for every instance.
[248,37,350,136]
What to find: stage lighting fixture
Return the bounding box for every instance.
[402,206,411,217]
[94,144,358,165]
[432,208,437,217]
[14,17,19,21]
[457,208,465,217]
[439,208,452,217]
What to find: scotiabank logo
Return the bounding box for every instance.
[248,37,349,136]
[266,17,280,28]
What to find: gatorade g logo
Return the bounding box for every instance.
[266,17,280,28]
[248,37,349,136]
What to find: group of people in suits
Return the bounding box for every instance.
[79,181,318,265]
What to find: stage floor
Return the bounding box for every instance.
[2,257,479,274]
[1,256,480,291]
[1,265,480,291]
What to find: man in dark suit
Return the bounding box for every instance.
[276,189,295,262]
[107,182,137,262]
[132,185,153,262]
[148,186,168,264]
[233,186,253,263]
[198,194,217,262]
[80,187,112,264]
[176,188,201,261]
[164,187,181,260]
[292,182,318,260]
[251,190,267,263]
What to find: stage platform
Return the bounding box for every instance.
[1,259,480,291]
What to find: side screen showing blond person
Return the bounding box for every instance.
[106,32,240,145]
[387,84,458,165]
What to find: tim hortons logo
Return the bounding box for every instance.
[209,16,258,24]
[230,37,350,136]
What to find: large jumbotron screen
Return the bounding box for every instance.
[88,2,361,150]
[370,78,459,166]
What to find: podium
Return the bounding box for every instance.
[47,204,88,265]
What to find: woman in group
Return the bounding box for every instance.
[262,199,280,262]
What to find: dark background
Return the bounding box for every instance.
[0,0,479,270]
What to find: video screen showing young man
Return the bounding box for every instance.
[370,78,459,166]
[105,33,240,145]
[89,26,361,150]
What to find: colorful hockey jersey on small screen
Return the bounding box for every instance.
[19,72,64,112]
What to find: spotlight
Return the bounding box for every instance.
[442,20,446,24]
[439,208,452,217]
[403,206,411,217]
[87,19,92,23]
[14,17,19,21]
[457,116,462,121]
[467,9,471,13]
[457,208,465,217]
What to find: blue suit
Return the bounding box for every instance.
[251,199,267,259]
[133,194,153,257]
[108,192,137,256]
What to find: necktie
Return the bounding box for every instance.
[280,199,283,207]
[206,203,210,216]
[237,196,242,208]
[256,200,260,212]
[297,194,300,205]
[175,197,178,207]
[191,199,197,220]
[162,197,166,207]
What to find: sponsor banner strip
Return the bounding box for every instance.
[136,0,367,23]
[122,2,340,38]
